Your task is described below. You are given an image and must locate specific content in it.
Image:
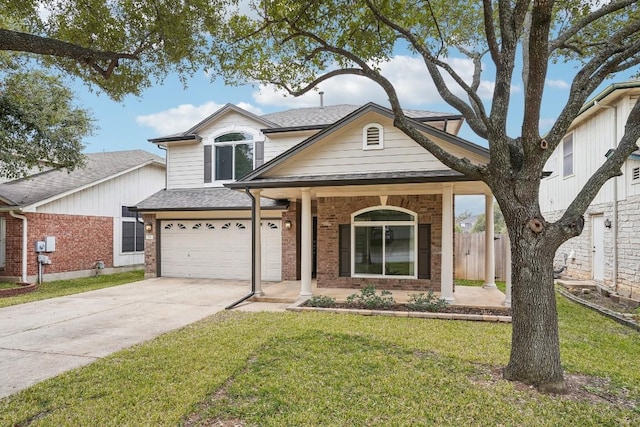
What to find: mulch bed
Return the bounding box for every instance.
[303,302,512,316]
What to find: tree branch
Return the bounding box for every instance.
[0,28,139,78]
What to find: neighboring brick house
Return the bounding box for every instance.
[540,81,640,300]
[0,150,165,283]
[136,103,496,303]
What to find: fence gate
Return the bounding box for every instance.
[454,232,507,281]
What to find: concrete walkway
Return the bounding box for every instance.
[0,277,254,399]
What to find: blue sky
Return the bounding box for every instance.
[69,54,637,214]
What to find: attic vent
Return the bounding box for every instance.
[362,123,384,150]
[633,166,640,181]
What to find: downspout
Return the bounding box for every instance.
[9,210,28,283]
[226,187,256,309]
[596,101,618,291]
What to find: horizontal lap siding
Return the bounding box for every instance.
[167,145,203,189]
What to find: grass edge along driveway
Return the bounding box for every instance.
[1,296,639,426]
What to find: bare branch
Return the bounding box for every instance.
[483,0,500,63]
[267,68,366,96]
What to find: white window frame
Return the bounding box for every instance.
[562,133,574,178]
[362,123,384,150]
[121,206,144,254]
[205,127,259,185]
[350,206,417,279]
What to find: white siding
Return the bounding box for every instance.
[264,132,315,162]
[37,164,166,267]
[540,99,629,213]
[265,115,486,178]
[167,143,203,189]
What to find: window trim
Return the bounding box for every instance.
[562,133,574,178]
[121,206,144,253]
[362,123,384,150]
[350,206,417,279]
[204,128,259,184]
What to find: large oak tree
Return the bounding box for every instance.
[209,0,640,392]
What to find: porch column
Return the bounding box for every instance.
[300,188,313,296]
[504,232,512,307]
[483,194,497,289]
[251,189,264,296]
[441,183,455,303]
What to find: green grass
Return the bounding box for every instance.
[0,270,144,308]
[456,278,507,293]
[1,294,639,426]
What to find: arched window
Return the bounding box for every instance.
[351,207,417,277]
[213,132,254,181]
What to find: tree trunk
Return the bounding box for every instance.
[503,231,566,393]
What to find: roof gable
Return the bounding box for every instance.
[236,103,487,183]
[0,150,165,209]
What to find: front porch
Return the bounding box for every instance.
[255,279,507,308]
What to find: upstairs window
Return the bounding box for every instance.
[562,134,574,177]
[207,132,254,181]
[362,123,384,150]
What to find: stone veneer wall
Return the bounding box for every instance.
[142,213,158,278]
[316,195,443,291]
[547,194,640,299]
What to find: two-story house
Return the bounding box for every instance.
[136,102,496,303]
[540,81,640,301]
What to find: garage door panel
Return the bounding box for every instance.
[160,219,281,281]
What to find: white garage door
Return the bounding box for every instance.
[160,219,282,281]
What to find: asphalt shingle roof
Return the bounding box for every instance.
[260,104,448,129]
[135,187,287,211]
[0,150,164,208]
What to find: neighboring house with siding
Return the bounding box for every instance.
[540,81,640,300]
[0,150,166,283]
[136,102,499,303]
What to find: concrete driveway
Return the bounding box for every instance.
[0,277,250,399]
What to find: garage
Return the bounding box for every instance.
[160,219,282,281]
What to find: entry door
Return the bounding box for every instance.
[592,216,605,281]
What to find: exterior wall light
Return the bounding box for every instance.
[145,222,153,233]
[284,220,292,230]
[604,218,612,229]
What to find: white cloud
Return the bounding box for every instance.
[252,55,496,110]
[539,118,556,132]
[136,101,264,135]
[546,79,569,89]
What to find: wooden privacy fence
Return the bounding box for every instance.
[454,232,508,281]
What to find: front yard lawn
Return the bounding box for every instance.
[1,296,639,426]
[0,270,144,308]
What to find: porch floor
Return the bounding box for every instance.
[254,280,507,308]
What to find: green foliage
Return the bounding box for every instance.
[470,203,506,234]
[406,290,449,312]
[306,295,336,308]
[346,285,395,309]
[0,68,91,178]
[1,0,227,100]
[1,301,639,425]
[0,270,144,308]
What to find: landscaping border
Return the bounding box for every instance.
[287,300,512,322]
[556,287,640,332]
[0,282,37,298]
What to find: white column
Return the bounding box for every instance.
[483,194,497,289]
[441,184,455,303]
[300,188,313,296]
[251,189,263,296]
[503,232,512,307]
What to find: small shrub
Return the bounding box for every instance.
[406,291,449,312]
[346,285,395,309]
[307,295,336,308]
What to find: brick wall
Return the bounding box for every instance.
[281,201,299,280]
[143,213,158,278]
[0,212,113,278]
[316,195,443,291]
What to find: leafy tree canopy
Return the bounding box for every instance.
[0,0,227,101]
